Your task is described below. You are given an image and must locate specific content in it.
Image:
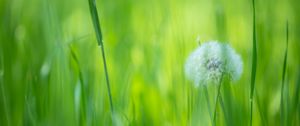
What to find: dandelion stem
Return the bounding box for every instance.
[280,21,289,126]
[219,95,230,126]
[88,0,114,114]
[213,76,223,126]
[250,0,257,125]
[204,86,213,125]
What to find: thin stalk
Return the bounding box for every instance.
[280,21,289,126]
[213,77,223,126]
[250,0,257,125]
[88,0,114,113]
[204,86,213,125]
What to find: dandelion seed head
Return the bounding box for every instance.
[184,41,243,87]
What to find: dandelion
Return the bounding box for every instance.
[185,41,243,125]
[184,41,243,87]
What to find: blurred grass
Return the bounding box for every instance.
[0,0,300,125]
[250,0,257,125]
[88,0,114,117]
[280,21,288,126]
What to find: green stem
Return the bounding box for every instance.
[204,86,213,125]
[219,95,230,126]
[280,21,289,126]
[250,0,257,125]
[88,0,114,113]
[213,77,223,126]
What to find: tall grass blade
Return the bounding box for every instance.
[250,0,257,125]
[88,0,103,46]
[87,0,114,114]
[280,21,289,126]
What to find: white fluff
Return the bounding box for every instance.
[184,41,243,87]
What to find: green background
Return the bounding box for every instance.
[0,0,299,125]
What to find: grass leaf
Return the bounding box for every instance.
[280,21,289,126]
[250,0,257,125]
[87,0,114,114]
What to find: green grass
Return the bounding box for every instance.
[280,21,289,126]
[250,0,257,125]
[88,0,114,115]
[1,0,300,125]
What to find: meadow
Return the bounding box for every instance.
[0,0,300,125]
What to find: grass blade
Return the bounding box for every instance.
[88,0,103,46]
[250,0,257,125]
[280,21,289,126]
[87,0,114,114]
